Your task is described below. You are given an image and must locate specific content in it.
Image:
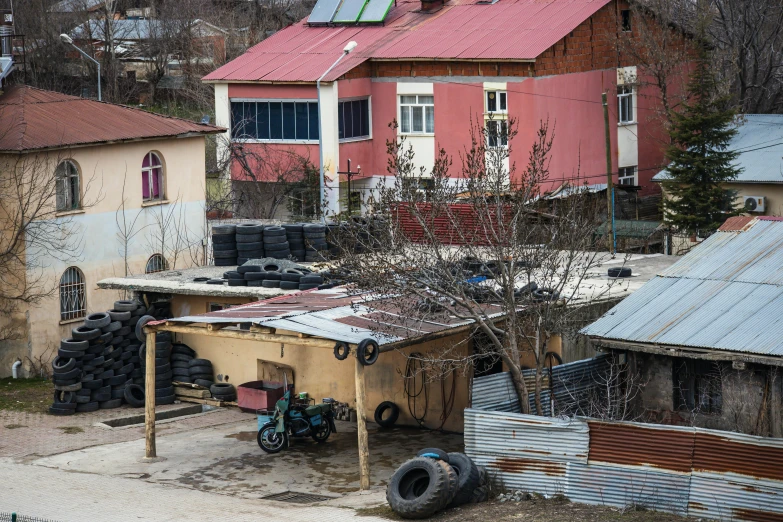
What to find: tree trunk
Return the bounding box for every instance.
[503,354,530,414]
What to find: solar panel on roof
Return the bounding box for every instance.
[358,0,393,22]
[308,0,341,23]
[332,0,368,23]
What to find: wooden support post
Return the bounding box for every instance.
[145,329,157,459]
[354,356,370,490]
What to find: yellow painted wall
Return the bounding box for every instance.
[1,136,209,375]
[728,183,783,216]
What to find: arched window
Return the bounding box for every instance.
[60,267,86,321]
[142,152,164,201]
[145,253,168,273]
[55,160,80,211]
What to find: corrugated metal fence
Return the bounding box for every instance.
[465,409,783,521]
[0,514,61,522]
[471,356,610,416]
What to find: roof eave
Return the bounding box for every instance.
[0,129,225,154]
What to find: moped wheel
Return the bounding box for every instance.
[258,422,288,454]
[311,421,331,443]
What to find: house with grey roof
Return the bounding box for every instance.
[581,216,783,437]
[653,114,783,216]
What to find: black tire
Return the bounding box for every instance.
[357,339,379,366]
[117,326,132,337]
[301,274,324,285]
[155,370,173,382]
[212,224,236,235]
[446,452,481,507]
[156,394,176,405]
[61,338,88,351]
[264,242,288,252]
[333,342,349,360]
[194,379,214,388]
[213,393,237,402]
[75,394,91,404]
[99,399,122,409]
[52,356,77,373]
[53,367,81,380]
[82,379,103,390]
[108,310,132,322]
[102,321,122,333]
[176,376,193,384]
[171,344,196,357]
[374,401,400,428]
[608,267,632,278]
[72,326,101,341]
[135,315,155,342]
[172,368,190,377]
[386,457,451,519]
[110,388,126,400]
[171,360,190,369]
[98,369,114,380]
[187,358,211,368]
[49,405,76,416]
[109,374,129,386]
[171,353,194,363]
[210,383,235,396]
[53,390,77,406]
[237,265,262,274]
[311,420,331,443]
[236,241,264,251]
[84,312,111,329]
[532,287,560,302]
[214,259,235,267]
[261,280,280,288]
[437,460,459,506]
[75,401,99,413]
[114,300,138,312]
[279,281,299,290]
[124,384,145,407]
[54,382,82,391]
[212,236,236,247]
[236,223,263,235]
[257,422,287,453]
[228,279,248,286]
[191,373,214,381]
[263,226,286,237]
[188,364,212,375]
[236,233,263,243]
[281,269,304,281]
[213,249,238,259]
[417,448,450,463]
[213,242,238,252]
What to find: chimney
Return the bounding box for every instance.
[421,0,444,12]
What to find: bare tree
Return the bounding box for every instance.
[0,149,101,342]
[331,119,627,413]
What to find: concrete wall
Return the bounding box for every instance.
[635,352,778,436]
[0,136,209,376]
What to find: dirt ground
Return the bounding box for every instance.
[0,377,52,415]
[358,498,690,521]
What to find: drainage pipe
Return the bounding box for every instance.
[11,360,21,379]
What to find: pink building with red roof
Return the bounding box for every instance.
[204,0,670,216]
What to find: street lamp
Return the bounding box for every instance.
[60,33,101,101]
[316,40,357,223]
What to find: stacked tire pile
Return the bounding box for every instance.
[263,226,290,260]
[284,224,305,262]
[386,449,487,519]
[49,300,149,415]
[212,224,237,266]
[209,383,237,402]
[236,223,264,264]
[303,224,329,262]
[228,263,324,290]
[134,314,175,406]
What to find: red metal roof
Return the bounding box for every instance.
[203,0,612,83]
[0,85,224,152]
[717,216,754,232]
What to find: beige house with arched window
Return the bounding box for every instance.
[0,85,222,376]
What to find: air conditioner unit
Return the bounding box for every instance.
[743,196,766,213]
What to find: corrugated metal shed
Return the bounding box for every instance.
[0,86,223,152]
[653,114,783,184]
[203,0,612,82]
[581,218,783,357]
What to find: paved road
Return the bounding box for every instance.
[0,459,385,522]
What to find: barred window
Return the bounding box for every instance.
[60,267,86,321]
[55,160,80,211]
[145,253,168,274]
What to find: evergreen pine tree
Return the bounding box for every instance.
[662,39,741,233]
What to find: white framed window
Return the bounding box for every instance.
[60,266,86,321]
[339,98,371,141]
[55,160,80,211]
[230,100,319,141]
[486,120,508,148]
[619,166,637,185]
[486,90,507,114]
[399,95,434,134]
[142,152,164,201]
[618,85,634,124]
[145,253,168,273]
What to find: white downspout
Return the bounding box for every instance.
[11,360,22,379]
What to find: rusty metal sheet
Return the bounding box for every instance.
[0,85,222,152]
[693,429,783,481]
[566,462,691,514]
[587,421,695,474]
[472,454,569,498]
[688,472,783,521]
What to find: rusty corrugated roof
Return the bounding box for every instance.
[203,0,612,83]
[0,85,224,152]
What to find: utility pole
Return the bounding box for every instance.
[602,92,615,255]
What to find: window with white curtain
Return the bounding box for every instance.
[399,95,434,134]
